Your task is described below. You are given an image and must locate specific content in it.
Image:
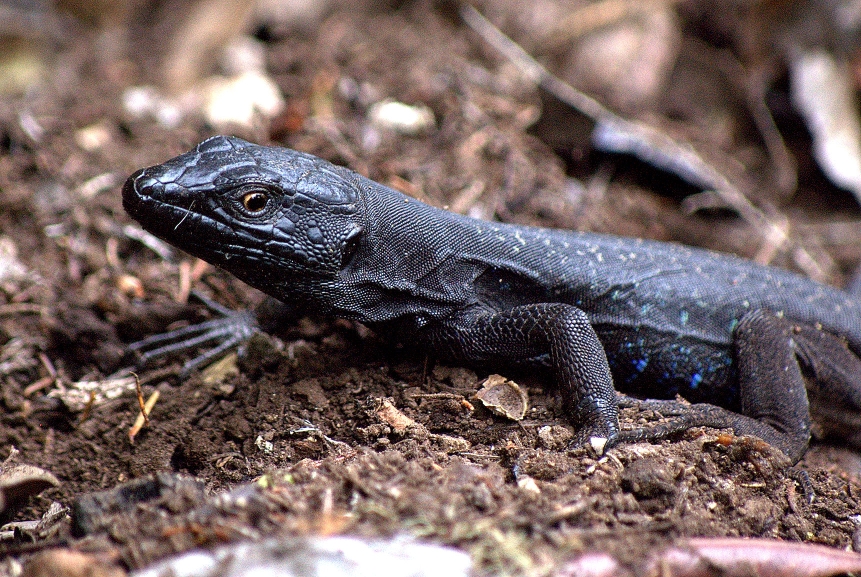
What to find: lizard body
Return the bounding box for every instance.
[123,136,861,462]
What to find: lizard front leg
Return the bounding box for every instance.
[431,303,620,444]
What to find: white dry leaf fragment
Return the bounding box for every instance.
[122,85,184,129]
[77,172,121,199]
[0,235,35,285]
[791,49,861,205]
[219,35,267,76]
[474,374,528,421]
[368,99,435,135]
[563,6,681,112]
[132,535,472,577]
[0,338,39,376]
[0,463,60,514]
[125,68,285,131]
[517,475,541,495]
[255,0,331,32]
[48,376,138,412]
[373,398,424,435]
[254,435,274,454]
[204,70,285,128]
[122,85,157,117]
[74,122,112,152]
[590,435,609,455]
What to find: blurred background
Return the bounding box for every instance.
[3,0,861,281]
[2,1,861,574]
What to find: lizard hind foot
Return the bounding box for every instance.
[610,398,798,465]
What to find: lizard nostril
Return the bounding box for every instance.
[122,169,162,215]
[130,170,159,197]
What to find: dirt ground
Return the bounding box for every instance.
[2,1,861,576]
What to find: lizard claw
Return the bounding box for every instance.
[588,435,612,455]
[569,419,620,456]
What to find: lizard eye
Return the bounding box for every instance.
[241,190,269,213]
[229,186,277,220]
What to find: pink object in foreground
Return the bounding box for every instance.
[558,537,861,577]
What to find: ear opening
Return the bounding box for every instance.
[341,226,363,268]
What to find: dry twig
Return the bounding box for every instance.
[460,4,832,281]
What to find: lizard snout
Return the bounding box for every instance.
[122,168,166,220]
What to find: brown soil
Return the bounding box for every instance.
[1,1,861,576]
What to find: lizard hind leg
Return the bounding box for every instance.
[731,309,813,462]
[615,309,813,463]
[791,321,861,449]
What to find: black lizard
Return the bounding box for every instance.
[122,135,861,463]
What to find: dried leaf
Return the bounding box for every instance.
[474,374,528,421]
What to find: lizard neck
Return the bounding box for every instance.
[326,178,485,324]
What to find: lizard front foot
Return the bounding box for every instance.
[128,293,259,375]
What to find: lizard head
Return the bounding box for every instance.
[122,136,365,296]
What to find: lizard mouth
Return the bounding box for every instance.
[122,167,203,248]
[123,168,197,226]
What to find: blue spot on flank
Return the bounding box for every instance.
[634,358,648,372]
[690,373,703,389]
[728,318,739,333]
[679,310,689,325]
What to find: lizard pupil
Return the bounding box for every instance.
[242,191,268,213]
